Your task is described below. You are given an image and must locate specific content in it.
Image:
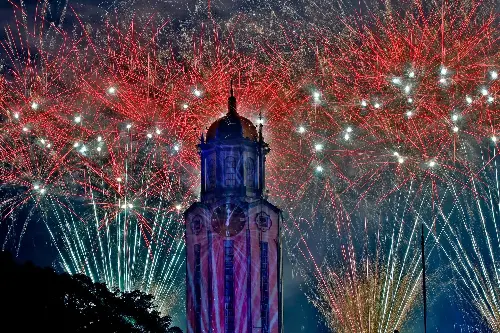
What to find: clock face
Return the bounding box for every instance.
[211,203,246,237]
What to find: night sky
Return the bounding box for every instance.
[0,0,494,332]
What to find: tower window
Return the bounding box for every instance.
[224,240,235,333]
[246,157,255,187]
[194,244,202,333]
[225,156,237,187]
[208,155,216,189]
[260,242,269,333]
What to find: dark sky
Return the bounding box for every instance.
[0,1,490,332]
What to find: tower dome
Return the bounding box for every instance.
[206,84,258,141]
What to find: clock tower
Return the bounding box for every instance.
[184,84,283,333]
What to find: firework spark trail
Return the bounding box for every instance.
[299,209,419,332]
[436,145,500,331]
[295,171,467,331]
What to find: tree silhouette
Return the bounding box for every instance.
[0,252,182,332]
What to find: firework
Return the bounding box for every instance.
[0,0,313,315]
[434,144,500,331]
[0,0,498,325]
[293,184,442,333]
[310,259,418,333]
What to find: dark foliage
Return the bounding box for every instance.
[0,252,182,332]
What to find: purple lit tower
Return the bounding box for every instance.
[184,84,283,333]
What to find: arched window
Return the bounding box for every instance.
[208,155,216,189]
[245,158,255,187]
[225,156,236,187]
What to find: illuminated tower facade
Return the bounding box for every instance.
[184,85,283,333]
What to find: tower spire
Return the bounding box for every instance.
[228,79,237,115]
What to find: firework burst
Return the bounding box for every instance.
[310,259,419,333]
[0,0,499,325]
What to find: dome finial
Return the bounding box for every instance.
[228,79,237,115]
